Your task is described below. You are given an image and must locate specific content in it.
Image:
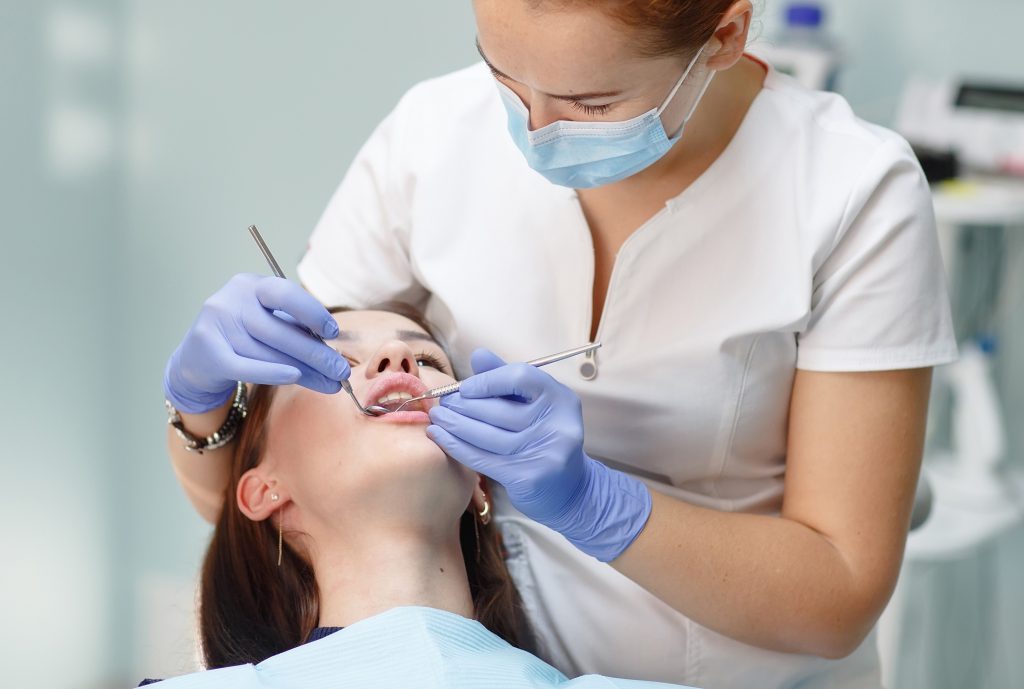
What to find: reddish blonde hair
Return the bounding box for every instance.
[531,0,738,58]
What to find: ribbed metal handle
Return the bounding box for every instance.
[425,380,463,397]
[421,342,602,400]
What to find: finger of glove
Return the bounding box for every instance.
[253,276,339,340]
[429,405,527,456]
[426,425,508,480]
[241,303,349,381]
[438,391,540,432]
[458,362,547,401]
[208,337,302,386]
[164,347,237,413]
[230,336,343,394]
[470,348,507,374]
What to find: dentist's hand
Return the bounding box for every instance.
[427,349,652,562]
[164,273,350,413]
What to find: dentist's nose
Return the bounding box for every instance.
[366,341,420,378]
[528,96,564,130]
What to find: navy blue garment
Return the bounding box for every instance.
[138,628,344,686]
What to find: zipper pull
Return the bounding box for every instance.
[579,350,598,381]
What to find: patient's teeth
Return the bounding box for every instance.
[376,390,415,405]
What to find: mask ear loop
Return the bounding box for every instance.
[657,44,716,138]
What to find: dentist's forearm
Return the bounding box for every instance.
[166,399,234,523]
[612,491,892,659]
[611,368,929,660]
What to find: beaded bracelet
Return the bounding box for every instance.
[165,382,248,454]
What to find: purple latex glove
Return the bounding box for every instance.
[427,349,651,562]
[164,273,349,413]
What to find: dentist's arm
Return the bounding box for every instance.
[165,273,349,522]
[166,401,236,522]
[612,367,931,658]
[428,350,931,659]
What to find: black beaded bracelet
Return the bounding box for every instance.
[166,382,249,454]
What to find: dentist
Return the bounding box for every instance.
[164,2,957,688]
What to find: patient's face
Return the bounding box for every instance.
[263,310,477,538]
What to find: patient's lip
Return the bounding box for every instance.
[373,408,431,425]
[362,372,434,418]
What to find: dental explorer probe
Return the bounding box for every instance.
[248,224,391,416]
[387,342,602,414]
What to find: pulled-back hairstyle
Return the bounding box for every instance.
[198,303,531,668]
[530,0,738,58]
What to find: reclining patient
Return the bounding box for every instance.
[142,305,697,689]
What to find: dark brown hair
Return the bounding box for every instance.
[198,304,531,668]
[531,0,738,58]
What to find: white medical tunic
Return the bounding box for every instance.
[297,61,958,689]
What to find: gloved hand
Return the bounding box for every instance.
[164,273,350,414]
[427,349,652,562]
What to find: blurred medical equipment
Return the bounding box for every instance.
[751,2,842,91]
[897,76,1024,176]
[947,338,1006,500]
[876,118,1024,686]
[248,225,385,416]
[390,343,601,413]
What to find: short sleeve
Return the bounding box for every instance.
[796,139,959,371]
[297,93,427,310]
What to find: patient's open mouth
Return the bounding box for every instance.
[374,391,428,413]
[363,373,433,421]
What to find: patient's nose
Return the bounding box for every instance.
[367,341,419,377]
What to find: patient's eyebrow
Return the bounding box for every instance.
[331,330,435,344]
[396,329,434,344]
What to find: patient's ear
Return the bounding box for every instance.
[237,468,285,522]
[470,475,489,513]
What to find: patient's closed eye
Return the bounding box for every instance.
[415,353,447,372]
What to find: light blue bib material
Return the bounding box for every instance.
[146,606,694,688]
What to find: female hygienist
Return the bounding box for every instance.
[163,2,957,688]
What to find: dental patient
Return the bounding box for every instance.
[142,306,695,689]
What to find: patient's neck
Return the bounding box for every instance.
[313,520,474,628]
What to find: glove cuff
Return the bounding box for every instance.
[163,349,236,414]
[548,456,653,563]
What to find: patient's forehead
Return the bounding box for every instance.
[330,310,437,346]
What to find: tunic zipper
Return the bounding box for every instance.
[571,192,674,382]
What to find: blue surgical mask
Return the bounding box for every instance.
[498,45,715,189]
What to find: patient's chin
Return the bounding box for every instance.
[374,437,475,506]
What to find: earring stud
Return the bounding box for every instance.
[271,493,279,502]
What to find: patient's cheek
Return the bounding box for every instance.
[270,388,354,454]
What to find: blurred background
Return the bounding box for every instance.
[1,1,1021,688]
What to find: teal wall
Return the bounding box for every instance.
[1,2,119,687]
[3,1,1022,687]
